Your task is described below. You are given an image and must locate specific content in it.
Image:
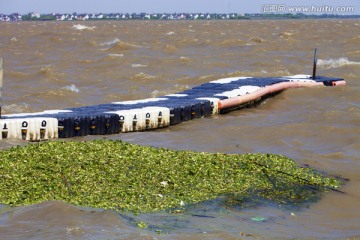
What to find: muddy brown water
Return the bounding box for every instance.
[0,19,359,239]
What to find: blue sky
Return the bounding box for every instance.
[1,0,359,14]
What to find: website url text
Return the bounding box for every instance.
[262,5,355,13]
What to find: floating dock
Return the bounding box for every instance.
[0,74,345,141]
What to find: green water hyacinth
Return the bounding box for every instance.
[0,140,341,212]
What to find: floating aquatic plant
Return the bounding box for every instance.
[0,140,342,212]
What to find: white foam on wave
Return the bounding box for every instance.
[108,53,124,57]
[101,38,121,46]
[131,72,156,80]
[131,64,148,68]
[72,24,96,30]
[166,31,176,35]
[318,57,360,69]
[62,84,79,93]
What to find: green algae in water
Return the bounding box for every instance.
[0,140,342,212]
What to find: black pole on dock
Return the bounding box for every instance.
[312,49,317,80]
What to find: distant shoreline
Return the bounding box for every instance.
[1,12,359,22]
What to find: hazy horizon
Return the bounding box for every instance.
[1,0,360,15]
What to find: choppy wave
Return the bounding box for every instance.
[38,65,64,81]
[131,72,156,80]
[100,38,121,46]
[278,32,295,38]
[174,38,212,48]
[219,39,248,46]
[250,37,264,43]
[7,71,29,79]
[226,70,291,78]
[164,44,177,53]
[107,53,124,58]
[45,90,65,97]
[179,56,191,63]
[62,84,80,93]
[131,64,148,68]
[108,41,142,51]
[318,57,360,69]
[346,36,360,44]
[39,65,57,76]
[2,103,30,114]
[177,38,202,46]
[72,24,96,30]
[348,50,360,55]
[151,84,190,97]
